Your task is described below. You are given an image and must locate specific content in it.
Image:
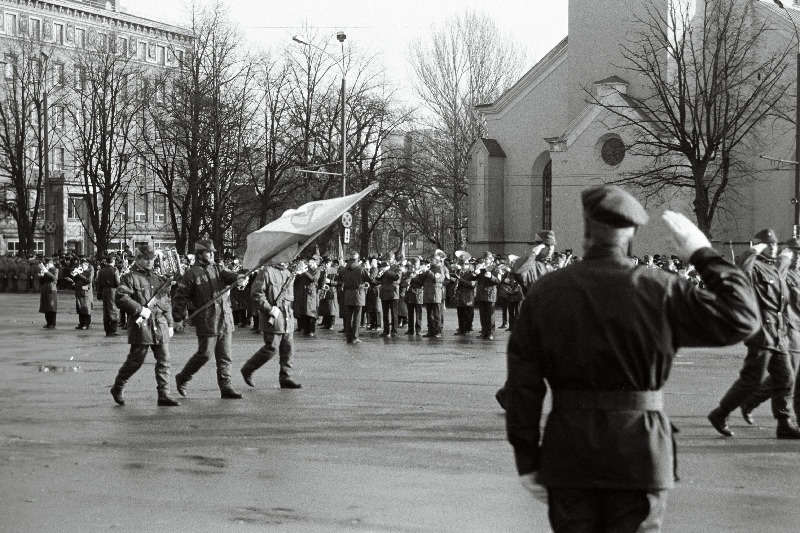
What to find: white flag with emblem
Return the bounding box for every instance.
[242,184,378,269]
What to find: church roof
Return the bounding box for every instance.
[760,0,800,29]
[594,75,629,85]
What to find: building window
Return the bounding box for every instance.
[134,192,148,223]
[68,194,85,220]
[118,36,128,56]
[174,49,184,65]
[542,160,552,230]
[156,45,165,65]
[52,106,65,129]
[75,27,86,49]
[53,23,64,45]
[53,63,64,86]
[153,193,166,223]
[600,136,626,167]
[98,32,107,51]
[148,43,156,61]
[3,54,16,80]
[74,65,85,90]
[6,13,17,36]
[29,18,41,40]
[27,58,41,78]
[137,41,146,61]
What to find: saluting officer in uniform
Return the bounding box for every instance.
[506,186,758,532]
[96,254,121,337]
[111,244,179,406]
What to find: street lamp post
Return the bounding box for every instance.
[776,1,800,237]
[41,51,53,256]
[292,33,347,196]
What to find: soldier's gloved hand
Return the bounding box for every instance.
[269,306,281,319]
[173,321,185,333]
[751,243,768,255]
[519,473,548,504]
[168,326,174,338]
[139,307,152,320]
[662,211,712,259]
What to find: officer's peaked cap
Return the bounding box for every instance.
[754,228,778,244]
[785,237,800,250]
[581,185,649,228]
[137,244,156,259]
[536,230,556,246]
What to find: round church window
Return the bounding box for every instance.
[600,137,626,166]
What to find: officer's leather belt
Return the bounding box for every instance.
[553,390,664,411]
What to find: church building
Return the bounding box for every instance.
[467,0,799,258]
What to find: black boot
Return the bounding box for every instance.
[777,419,800,439]
[708,407,733,437]
[157,393,180,406]
[110,384,125,405]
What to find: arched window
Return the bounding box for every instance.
[542,160,552,230]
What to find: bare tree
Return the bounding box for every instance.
[590,0,793,236]
[408,11,525,251]
[67,34,144,257]
[0,36,60,253]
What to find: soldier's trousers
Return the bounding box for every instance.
[719,346,794,421]
[456,306,474,333]
[425,302,442,334]
[406,303,423,334]
[547,488,667,533]
[103,304,118,335]
[344,305,362,342]
[44,312,57,327]
[241,331,294,383]
[381,299,399,334]
[176,333,233,389]
[741,351,800,419]
[114,344,171,393]
[477,302,495,336]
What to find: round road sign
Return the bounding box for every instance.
[341,211,353,228]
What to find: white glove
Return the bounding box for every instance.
[520,473,548,504]
[269,306,281,319]
[662,211,712,259]
[139,307,152,320]
[752,243,768,255]
[484,271,491,278]
[168,327,174,338]
[173,321,185,333]
[531,244,545,256]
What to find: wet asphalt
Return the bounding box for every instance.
[1,292,799,532]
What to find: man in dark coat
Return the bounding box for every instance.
[172,240,243,399]
[340,251,373,344]
[708,229,800,438]
[96,254,121,336]
[419,258,445,338]
[450,259,476,335]
[240,261,302,389]
[377,260,401,337]
[404,258,424,335]
[506,185,758,532]
[318,257,339,329]
[294,256,323,336]
[110,244,179,406]
[38,258,59,328]
[470,253,500,340]
[72,257,94,330]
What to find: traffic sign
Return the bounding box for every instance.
[341,211,353,228]
[344,227,351,244]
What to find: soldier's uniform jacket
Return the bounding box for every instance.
[506,246,758,490]
[450,270,477,306]
[0,258,7,289]
[96,265,120,315]
[405,271,424,304]
[513,253,552,293]
[252,265,295,334]
[418,267,445,304]
[38,266,59,313]
[294,267,323,317]
[471,267,500,302]
[377,268,400,300]
[172,258,239,337]
[318,269,339,317]
[778,257,800,353]
[739,248,788,351]
[115,263,173,345]
[340,263,372,306]
[73,265,94,314]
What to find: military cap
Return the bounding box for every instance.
[754,228,778,244]
[103,253,116,263]
[581,185,649,227]
[378,260,388,268]
[136,244,156,259]
[536,230,556,246]
[347,250,360,260]
[381,252,394,262]
[194,239,216,253]
[784,237,800,250]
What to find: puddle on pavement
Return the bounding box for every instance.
[38,364,82,373]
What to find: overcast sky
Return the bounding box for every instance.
[123,0,569,103]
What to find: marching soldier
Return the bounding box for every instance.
[340,251,373,344]
[172,240,243,399]
[111,244,180,406]
[506,185,758,532]
[38,258,59,329]
[377,257,401,337]
[708,229,800,438]
[419,257,445,338]
[450,252,476,335]
[295,256,324,337]
[96,254,121,337]
[241,260,302,389]
[317,256,339,330]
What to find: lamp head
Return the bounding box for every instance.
[336,31,346,43]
